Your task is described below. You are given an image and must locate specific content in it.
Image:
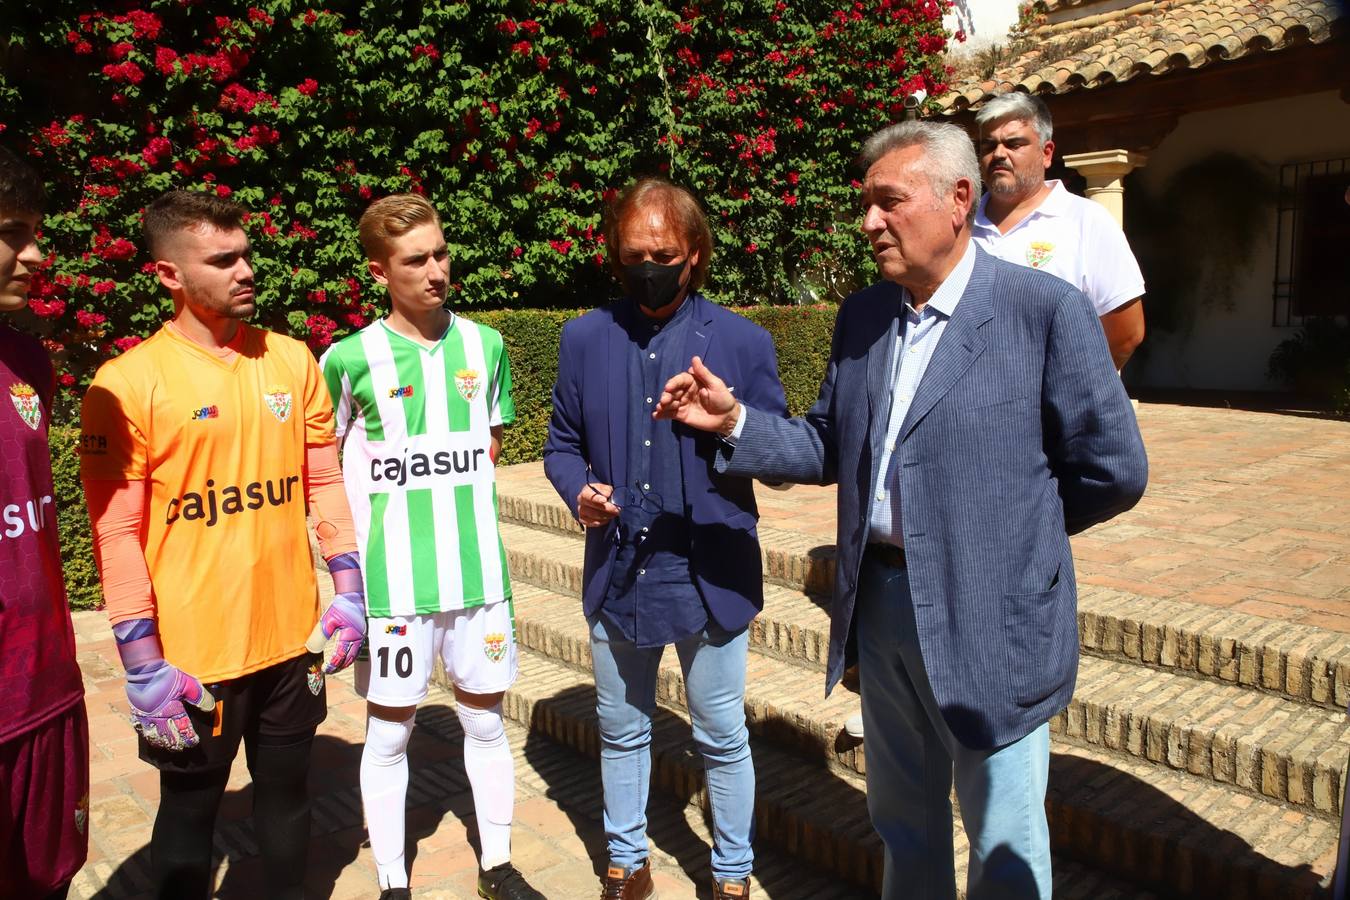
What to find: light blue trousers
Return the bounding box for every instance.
[856,555,1053,900]
[588,615,756,879]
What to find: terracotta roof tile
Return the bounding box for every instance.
[939,0,1344,113]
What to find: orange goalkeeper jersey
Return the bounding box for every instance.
[80,323,335,683]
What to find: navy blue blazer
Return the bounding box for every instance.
[544,293,789,633]
[723,247,1148,749]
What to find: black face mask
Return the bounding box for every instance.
[621,259,687,311]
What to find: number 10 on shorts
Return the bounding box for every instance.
[355,617,435,706]
[377,645,413,679]
[354,606,519,707]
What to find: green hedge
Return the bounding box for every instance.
[49,425,102,610]
[51,302,838,609]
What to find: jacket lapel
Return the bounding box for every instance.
[898,255,995,440]
[607,309,629,483]
[681,294,714,373]
[866,285,903,487]
[678,294,715,471]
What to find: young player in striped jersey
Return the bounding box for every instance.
[321,194,542,900]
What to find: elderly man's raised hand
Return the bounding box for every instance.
[654,356,741,437]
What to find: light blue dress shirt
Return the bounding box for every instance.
[866,241,977,547]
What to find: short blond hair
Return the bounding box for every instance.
[358,193,441,260]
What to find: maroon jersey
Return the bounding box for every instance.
[0,323,83,743]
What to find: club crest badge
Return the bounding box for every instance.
[74,792,89,835]
[306,661,324,695]
[1026,241,1055,269]
[455,368,482,403]
[263,384,293,423]
[9,382,41,430]
[483,632,508,663]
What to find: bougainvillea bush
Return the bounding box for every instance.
[0,0,952,415]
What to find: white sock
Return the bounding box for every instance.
[361,714,414,889]
[458,702,515,870]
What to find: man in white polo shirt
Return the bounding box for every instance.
[972,92,1146,370]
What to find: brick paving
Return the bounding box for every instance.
[498,401,1350,631]
[67,400,1350,898]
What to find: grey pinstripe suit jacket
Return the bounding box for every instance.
[722,246,1148,749]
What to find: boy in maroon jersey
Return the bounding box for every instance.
[0,144,89,899]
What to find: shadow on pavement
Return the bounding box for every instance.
[520,683,878,900]
[94,724,475,899]
[1046,750,1328,898]
[1130,388,1340,420]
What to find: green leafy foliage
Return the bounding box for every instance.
[48,426,102,609]
[1,0,948,414]
[740,303,836,415]
[1267,318,1350,415]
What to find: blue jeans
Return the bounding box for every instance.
[588,615,755,880]
[856,554,1052,900]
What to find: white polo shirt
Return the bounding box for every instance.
[972,180,1145,316]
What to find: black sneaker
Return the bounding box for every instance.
[379,890,411,900]
[478,862,546,899]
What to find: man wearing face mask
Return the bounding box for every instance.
[543,176,787,900]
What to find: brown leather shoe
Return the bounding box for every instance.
[712,876,750,899]
[600,860,654,899]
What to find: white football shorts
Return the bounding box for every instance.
[355,600,519,705]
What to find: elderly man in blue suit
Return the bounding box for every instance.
[655,121,1148,898]
[543,176,787,900]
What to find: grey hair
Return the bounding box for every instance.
[858,120,982,224]
[974,92,1053,145]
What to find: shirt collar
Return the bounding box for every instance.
[630,292,694,330]
[974,178,1070,232]
[1036,179,1072,216]
[905,239,975,319]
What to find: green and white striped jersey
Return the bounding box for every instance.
[320,315,515,617]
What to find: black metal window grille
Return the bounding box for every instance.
[1273,157,1350,326]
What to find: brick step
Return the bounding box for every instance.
[498,516,1350,713]
[511,583,866,782]
[511,582,1350,817]
[497,489,836,593]
[411,705,875,899]
[1054,657,1350,818]
[478,645,1161,900]
[1048,740,1336,899]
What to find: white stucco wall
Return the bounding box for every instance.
[944,0,1020,47]
[1125,90,1350,391]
